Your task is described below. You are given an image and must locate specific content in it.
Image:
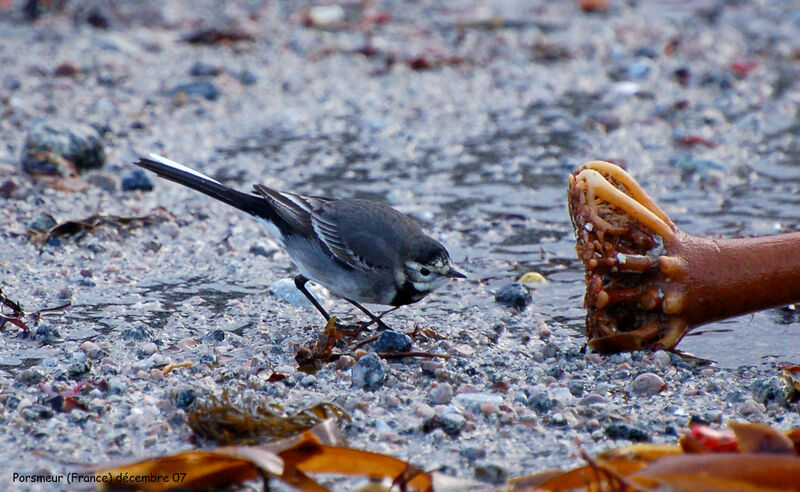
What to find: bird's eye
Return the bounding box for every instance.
[420,267,431,276]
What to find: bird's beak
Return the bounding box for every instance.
[446,267,467,279]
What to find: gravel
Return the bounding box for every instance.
[1,1,799,490]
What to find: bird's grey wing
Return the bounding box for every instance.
[309,211,375,272]
[253,185,373,271]
[252,185,322,237]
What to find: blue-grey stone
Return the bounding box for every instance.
[351,353,385,390]
[169,80,220,101]
[423,411,466,436]
[494,283,531,308]
[174,388,196,409]
[189,62,222,77]
[22,120,106,173]
[121,169,154,191]
[121,324,154,341]
[372,330,412,353]
[237,68,258,85]
[605,423,650,442]
[34,325,61,344]
[28,212,57,231]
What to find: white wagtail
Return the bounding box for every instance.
[133,154,466,328]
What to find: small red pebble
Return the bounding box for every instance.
[675,135,715,147]
[579,0,609,12]
[54,62,79,77]
[689,424,738,452]
[730,60,757,76]
[365,12,391,24]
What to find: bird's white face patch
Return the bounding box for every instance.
[404,258,451,292]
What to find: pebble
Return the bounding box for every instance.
[549,412,567,426]
[16,368,46,385]
[85,172,117,193]
[305,5,345,27]
[479,402,497,415]
[631,373,666,395]
[34,325,61,344]
[107,377,126,395]
[725,390,745,403]
[122,325,155,341]
[423,411,466,436]
[428,383,454,405]
[206,329,225,342]
[172,388,196,409]
[670,155,725,176]
[518,271,546,287]
[168,80,220,101]
[21,120,106,174]
[584,353,604,364]
[3,75,20,90]
[28,212,57,231]
[67,360,91,379]
[54,62,79,77]
[237,69,258,85]
[456,384,479,394]
[752,376,795,405]
[494,283,531,308]
[427,428,447,443]
[579,393,606,406]
[0,178,20,198]
[453,393,503,417]
[121,169,154,191]
[420,360,443,375]
[740,398,766,416]
[7,396,25,409]
[22,404,55,421]
[336,355,355,370]
[249,240,279,257]
[373,419,393,433]
[548,386,576,408]
[351,353,386,390]
[372,330,412,353]
[461,446,486,461]
[189,62,222,77]
[80,341,103,359]
[138,342,158,356]
[414,403,434,418]
[473,461,508,484]
[527,391,554,414]
[567,380,584,397]
[652,350,671,369]
[269,278,330,309]
[605,423,650,442]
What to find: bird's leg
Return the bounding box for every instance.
[294,275,394,332]
[345,300,397,330]
[294,274,332,322]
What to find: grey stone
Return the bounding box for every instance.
[631,373,666,395]
[494,283,531,308]
[21,120,105,173]
[121,169,154,191]
[473,461,508,484]
[169,80,220,101]
[372,330,412,353]
[351,353,386,390]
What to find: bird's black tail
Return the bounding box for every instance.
[134,154,270,219]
